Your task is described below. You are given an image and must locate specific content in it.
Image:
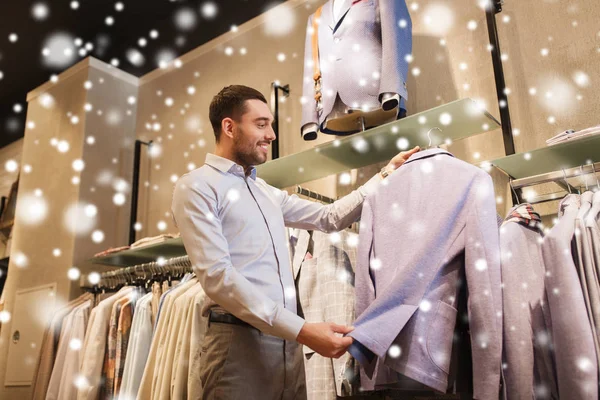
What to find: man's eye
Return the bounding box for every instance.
[258,124,266,129]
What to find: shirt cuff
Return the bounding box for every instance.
[358,172,383,197]
[301,123,319,136]
[272,306,306,341]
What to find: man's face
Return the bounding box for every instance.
[231,99,276,167]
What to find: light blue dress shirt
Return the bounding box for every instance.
[171,153,381,341]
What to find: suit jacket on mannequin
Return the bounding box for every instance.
[347,148,502,399]
[301,0,412,138]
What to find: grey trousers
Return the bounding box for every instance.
[197,320,307,400]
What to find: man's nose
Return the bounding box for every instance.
[266,126,276,141]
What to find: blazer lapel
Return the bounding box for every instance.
[321,0,334,31]
[332,0,353,34]
[292,230,311,280]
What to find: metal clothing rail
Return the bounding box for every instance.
[497,162,600,205]
[295,185,335,204]
[81,255,192,291]
[509,162,600,190]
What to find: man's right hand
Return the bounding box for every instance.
[296,322,354,358]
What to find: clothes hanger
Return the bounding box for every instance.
[581,165,589,192]
[593,163,600,190]
[509,178,522,206]
[586,162,600,222]
[562,169,572,195]
[426,127,442,150]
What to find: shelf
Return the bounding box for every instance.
[491,134,600,179]
[87,237,186,267]
[257,98,501,188]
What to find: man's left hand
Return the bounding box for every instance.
[385,146,420,175]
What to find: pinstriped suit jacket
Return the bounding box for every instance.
[291,229,359,399]
[301,0,412,129]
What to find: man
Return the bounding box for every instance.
[171,85,419,399]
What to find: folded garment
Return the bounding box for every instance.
[547,125,600,146]
[94,246,131,258]
[130,233,180,249]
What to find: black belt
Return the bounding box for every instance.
[208,310,252,328]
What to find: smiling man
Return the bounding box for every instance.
[171,85,419,399]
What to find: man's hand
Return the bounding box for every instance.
[296,322,354,358]
[386,146,420,173]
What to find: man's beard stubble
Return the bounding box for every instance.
[232,125,264,168]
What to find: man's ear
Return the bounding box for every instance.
[221,117,235,140]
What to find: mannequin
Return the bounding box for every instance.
[301,0,412,140]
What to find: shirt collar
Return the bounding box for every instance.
[205,153,257,180]
[559,194,580,216]
[403,147,454,166]
[502,203,543,232]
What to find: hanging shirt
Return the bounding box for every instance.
[171,153,381,341]
[118,293,153,400]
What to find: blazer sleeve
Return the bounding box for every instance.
[355,197,376,320]
[301,13,319,129]
[347,196,380,373]
[378,0,411,102]
[464,173,503,400]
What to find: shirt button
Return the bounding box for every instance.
[334,37,341,43]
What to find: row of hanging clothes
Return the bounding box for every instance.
[500,163,600,400]
[31,256,208,400]
[29,156,600,400]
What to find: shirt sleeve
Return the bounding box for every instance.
[171,176,305,341]
[268,173,382,233]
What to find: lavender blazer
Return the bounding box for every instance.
[541,195,598,399]
[499,213,558,400]
[348,148,502,399]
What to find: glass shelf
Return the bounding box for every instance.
[491,135,600,179]
[257,98,501,188]
[87,237,186,267]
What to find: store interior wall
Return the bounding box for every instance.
[132,0,600,240]
[0,0,598,396]
[0,59,138,398]
[133,0,508,240]
[0,139,23,257]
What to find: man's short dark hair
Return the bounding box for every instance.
[209,85,267,143]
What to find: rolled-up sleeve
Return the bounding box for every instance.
[268,173,382,233]
[171,177,305,341]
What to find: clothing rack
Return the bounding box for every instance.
[495,161,600,205]
[82,255,192,292]
[509,162,600,191]
[295,185,335,204]
[524,188,589,205]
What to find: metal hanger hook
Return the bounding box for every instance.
[509,178,520,205]
[592,162,600,189]
[581,165,589,191]
[426,127,442,148]
[562,169,572,194]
